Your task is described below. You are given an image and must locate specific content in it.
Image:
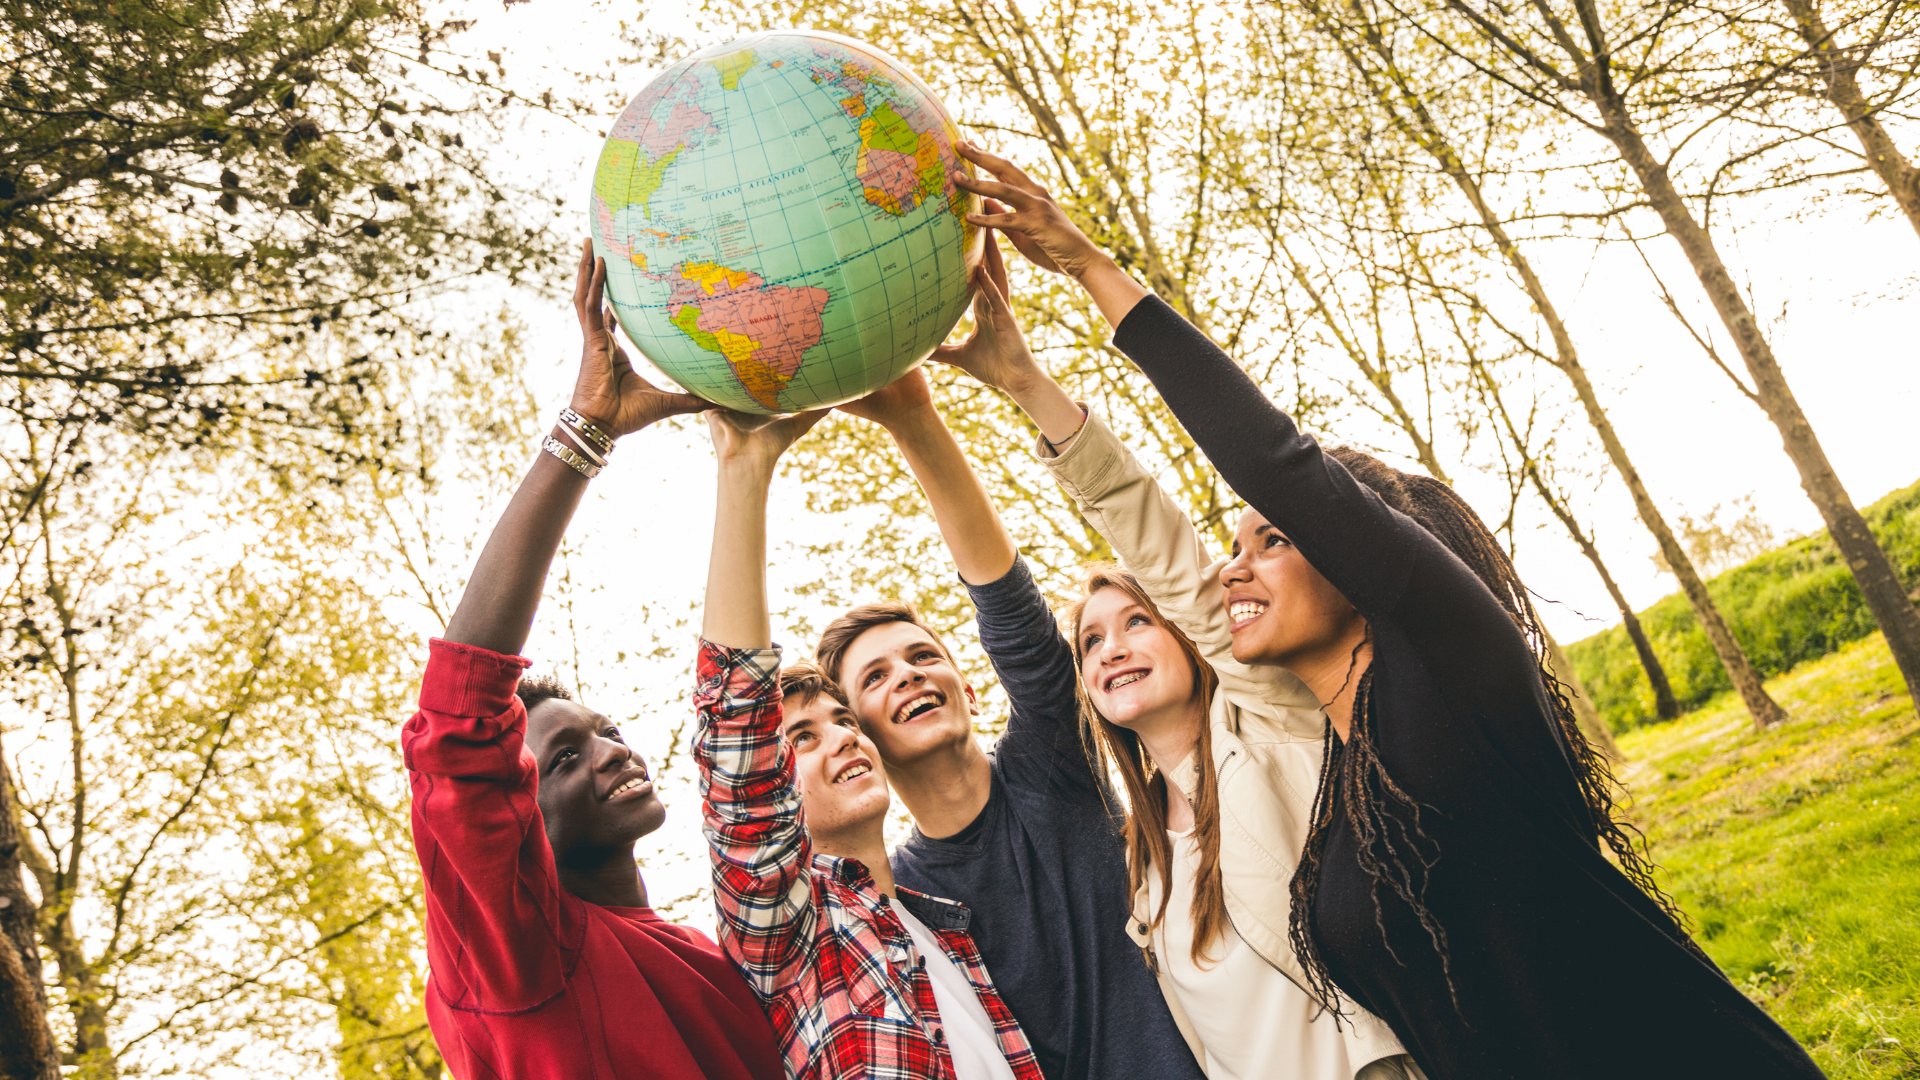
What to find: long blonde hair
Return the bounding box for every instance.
[1066,565,1228,966]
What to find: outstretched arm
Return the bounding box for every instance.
[932,234,1320,714]
[443,239,709,655]
[839,365,1015,587]
[954,149,1537,716]
[841,248,1096,801]
[694,409,828,1000]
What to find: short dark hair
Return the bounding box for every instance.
[515,673,574,715]
[778,661,850,712]
[814,601,952,687]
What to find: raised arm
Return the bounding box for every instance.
[840,312,1097,800]
[954,151,1535,706]
[406,240,707,1012]
[695,409,827,999]
[930,235,1319,716]
[838,366,1015,586]
[443,239,709,655]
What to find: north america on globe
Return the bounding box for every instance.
[590,30,983,414]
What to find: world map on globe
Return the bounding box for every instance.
[590,30,983,414]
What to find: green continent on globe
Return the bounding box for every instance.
[810,58,969,222]
[590,79,718,254]
[590,31,982,413]
[710,48,757,91]
[594,141,681,222]
[661,260,831,412]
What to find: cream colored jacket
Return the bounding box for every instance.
[1040,410,1422,1080]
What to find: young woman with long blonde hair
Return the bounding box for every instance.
[935,234,1420,1080]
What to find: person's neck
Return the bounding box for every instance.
[1287,632,1372,742]
[886,739,993,840]
[557,847,648,908]
[1134,702,1205,831]
[814,822,896,896]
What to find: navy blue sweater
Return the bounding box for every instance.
[890,557,1204,1080]
[1112,294,1826,1080]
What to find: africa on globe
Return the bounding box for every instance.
[589,30,983,415]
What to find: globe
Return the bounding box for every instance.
[589,30,983,414]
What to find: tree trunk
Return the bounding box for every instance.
[0,755,60,1080]
[18,840,115,1078]
[1326,9,1773,725]
[1780,0,1920,241]
[1527,465,1683,721]
[1594,93,1920,716]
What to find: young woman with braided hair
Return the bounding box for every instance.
[949,151,1826,1078]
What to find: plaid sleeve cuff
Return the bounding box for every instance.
[695,639,785,720]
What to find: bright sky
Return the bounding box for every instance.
[425,0,1920,928]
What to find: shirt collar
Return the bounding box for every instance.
[810,853,973,930]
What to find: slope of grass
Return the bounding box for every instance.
[1620,633,1920,1078]
[1570,478,1920,730]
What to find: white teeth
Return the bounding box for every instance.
[1229,601,1267,624]
[892,693,941,724]
[835,764,871,784]
[1107,671,1146,691]
[610,777,649,798]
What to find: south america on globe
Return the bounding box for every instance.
[589,30,983,414]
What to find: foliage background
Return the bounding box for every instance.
[2,0,1918,1075]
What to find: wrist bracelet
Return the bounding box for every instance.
[559,408,615,457]
[542,434,603,479]
[556,423,608,467]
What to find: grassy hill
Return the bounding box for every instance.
[1569,480,1920,730]
[1622,632,1919,1078]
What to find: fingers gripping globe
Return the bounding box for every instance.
[589,30,984,414]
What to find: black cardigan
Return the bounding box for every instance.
[1112,294,1825,1079]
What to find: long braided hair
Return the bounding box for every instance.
[1287,446,1686,1020]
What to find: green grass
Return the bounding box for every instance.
[1619,632,1920,1078]
[1569,478,1920,730]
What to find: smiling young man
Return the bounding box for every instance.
[694,405,1043,1080]
[403,243,781,1080]
[815,249,1205,1080]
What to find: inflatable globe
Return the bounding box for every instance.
[589,30,983,414]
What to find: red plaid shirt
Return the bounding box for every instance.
[694,640,1046,1080]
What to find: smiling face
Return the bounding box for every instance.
[1076,585,1201,732]
[832,620,978,768]
[524,699,665,859]
[782,690,891,842]
[1219,508,1365,668]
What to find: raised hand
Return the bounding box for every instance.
[570,238,711,438]
[839,366,936,430]
[930,228,1046,395]
[952,142,1102,279]
[706,407,829,472]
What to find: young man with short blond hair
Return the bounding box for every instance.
[818,243,1204,1080]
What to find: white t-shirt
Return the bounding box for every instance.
[894,902,1020,1080]
[1152,828,1357,1080]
